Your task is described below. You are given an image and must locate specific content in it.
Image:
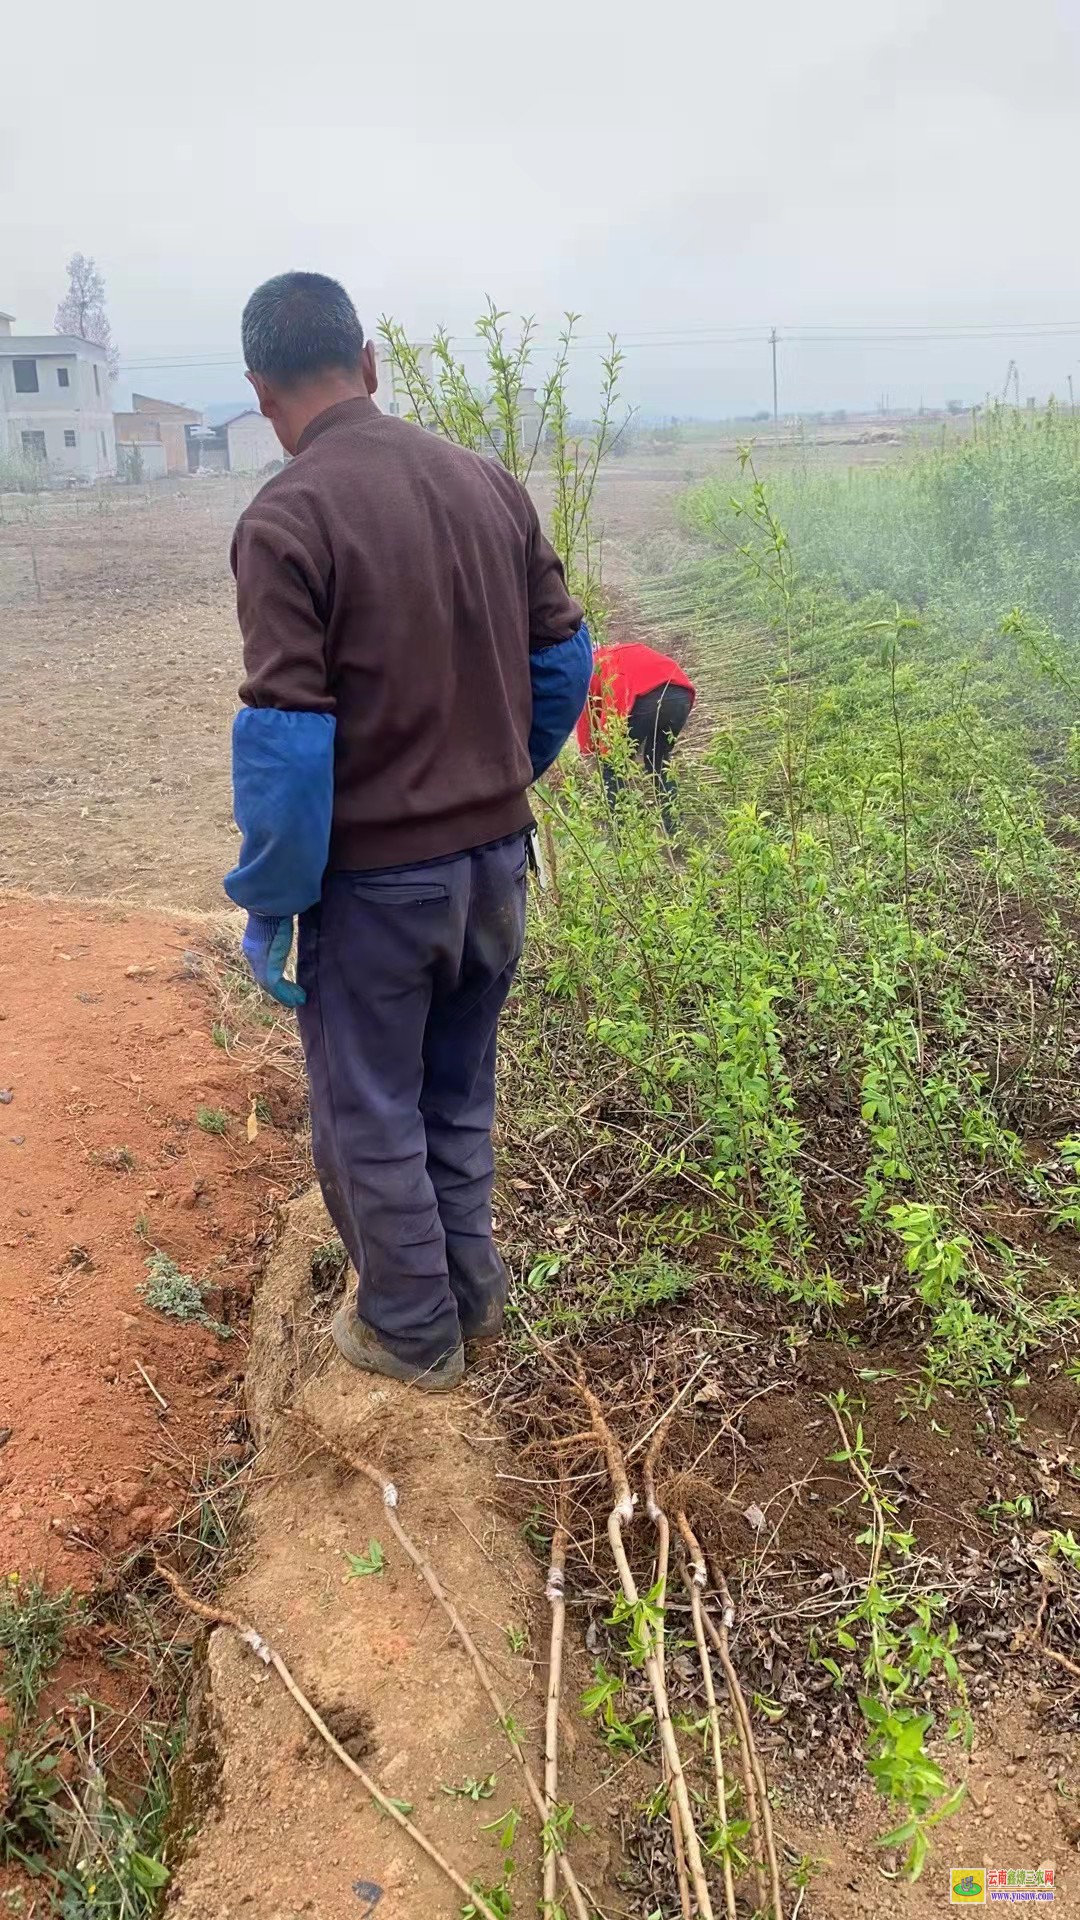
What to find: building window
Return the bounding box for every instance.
[21,430,47,462]
[64,429,77,448]
[57,366,70,389]
[93,364,100,397]
[13,358,38,394]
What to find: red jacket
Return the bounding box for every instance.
[576,642,695,754]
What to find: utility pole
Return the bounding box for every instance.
[769,326,779,431]
[1069,373,1075,414]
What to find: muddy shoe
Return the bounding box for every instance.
[331,1303,464,1393]
[460,1300,506,1346]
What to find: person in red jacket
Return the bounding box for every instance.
[576,640,696,830]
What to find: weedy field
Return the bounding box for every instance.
[486,404,1080,1912]
[2,379,1079,1919]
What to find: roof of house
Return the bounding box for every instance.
[223,409,264,428]
[132,392,201,421]
[0,333,109,360]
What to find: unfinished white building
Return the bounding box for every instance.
[0,312,115,482]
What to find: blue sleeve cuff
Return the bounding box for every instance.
[224,707,336,916]
[529,622,593,781]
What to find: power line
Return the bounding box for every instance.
[117,318,1080,374]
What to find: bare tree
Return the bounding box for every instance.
[55,253,119,381]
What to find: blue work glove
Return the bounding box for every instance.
[241,913,306,1008]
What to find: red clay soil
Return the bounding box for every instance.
[0,895,301,1587]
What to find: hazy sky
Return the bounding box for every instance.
[4,0,1080,416]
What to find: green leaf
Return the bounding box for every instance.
[875,1816,919,1848]
[345,1540,386,1579]
[442,1772,497,1802]
[131,1852,171,1891]
[907,1825,930,1880]
[926,1783,968,1826]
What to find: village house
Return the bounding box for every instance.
[0,311,115,481]
[184,407,281,473]
[113,393,202,478]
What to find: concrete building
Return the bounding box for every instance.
[114,393,202,478]
[185,421,228,472]
[225,410,281,472]
[183,408,282,474]
[0,311,115,481]
[515,386,544,456]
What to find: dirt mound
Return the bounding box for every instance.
[0,896,302,1584]
[170,1188,616,1920]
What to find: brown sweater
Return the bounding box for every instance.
[231,396,583,871]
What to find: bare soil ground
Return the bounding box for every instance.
[0,896,303,1589]
[0,896,306,1906]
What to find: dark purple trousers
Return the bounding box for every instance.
[296,833,528,1366]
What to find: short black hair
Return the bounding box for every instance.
[242,271,364,386]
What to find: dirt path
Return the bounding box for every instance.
[171,1189,618,1920]
[0,895,301,1585]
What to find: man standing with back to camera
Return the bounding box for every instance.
[224,272,591,1392]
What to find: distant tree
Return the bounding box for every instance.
[55,253,119,381]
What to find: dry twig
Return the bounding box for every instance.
[288,1407,591,1920]
[153,1560,501,1920]
[676,1515,737,1920]
[1026,1631,1080,1684]
[644,1423,691,1920]
[704,1563,784,1920]
[576,1370,715,1920]
[544,1485,569,1919]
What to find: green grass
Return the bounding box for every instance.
[1,1718,176,1911]
[138,1253,230,1338]
[310,1236,348,1296]
[522,1248,694,1338]
[0,1577,172,1904]
[726,405,1080,655]
[195,1106,228,1136]
[647,404,1080,762]
[0,1573,75,1728]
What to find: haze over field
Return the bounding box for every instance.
[5,0,1080,417]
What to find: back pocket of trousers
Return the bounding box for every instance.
[350,878,450,906]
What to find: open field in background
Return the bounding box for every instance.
[0,411,955,909]
[4,406,1080,1917]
